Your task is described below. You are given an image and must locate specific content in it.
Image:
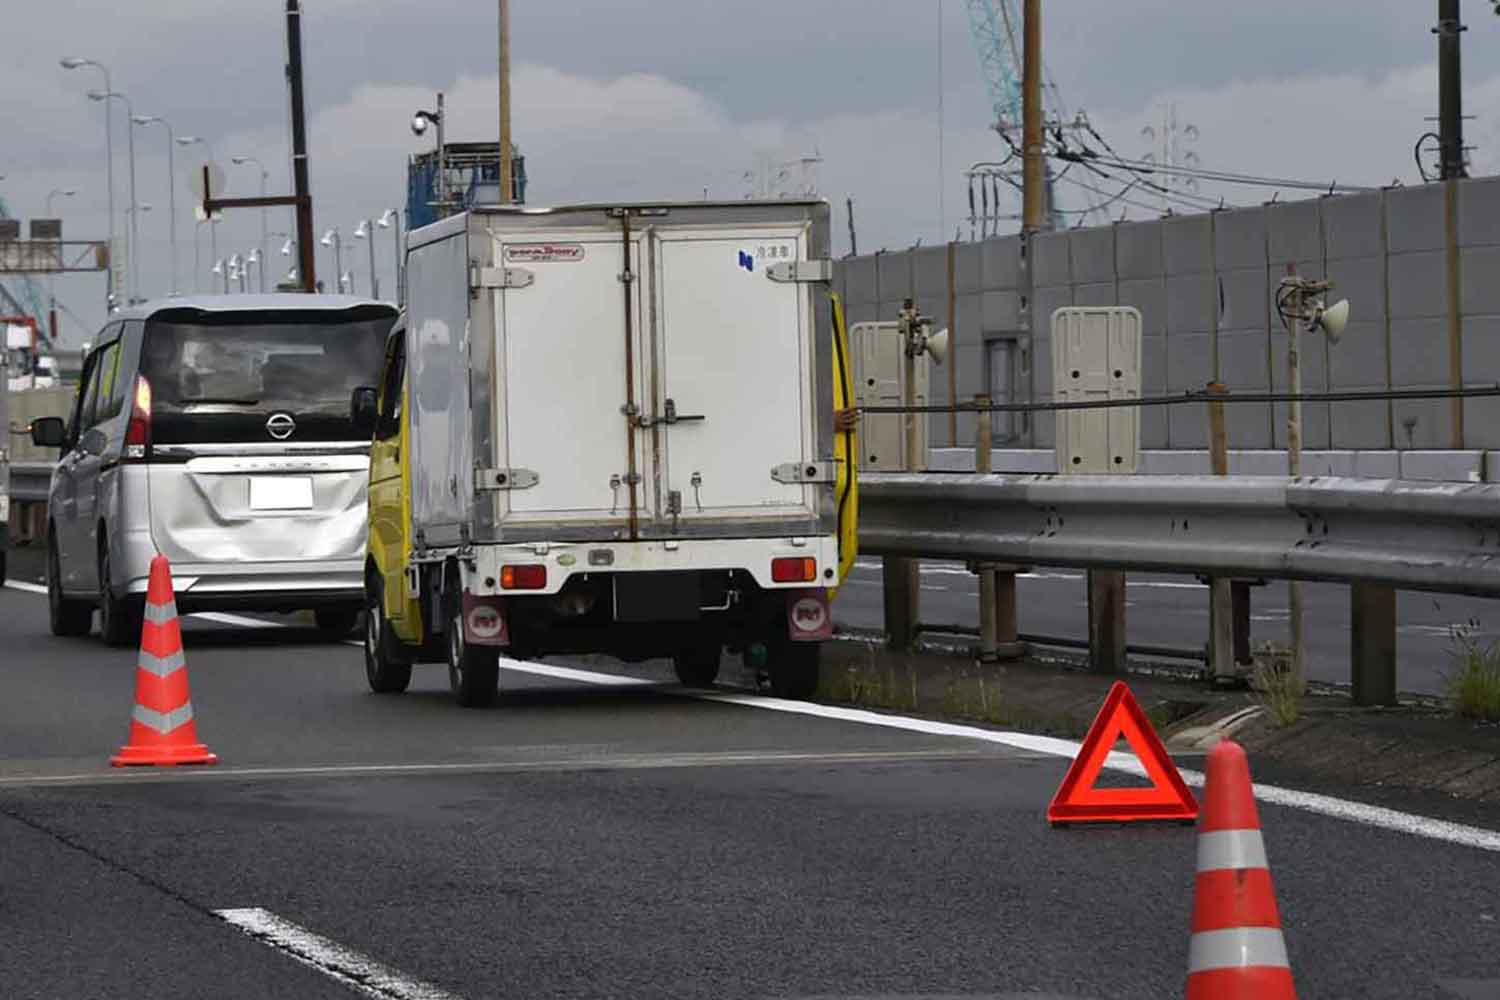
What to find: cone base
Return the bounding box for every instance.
[110,744,219,767]
[1187,966,1296,1000]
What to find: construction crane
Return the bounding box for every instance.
[962,0,1084,232]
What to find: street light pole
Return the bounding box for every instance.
[354,219,379,300]
[133,115,179,296]
[232,155,269,292]
[88,89,139,304]
[320,228,342,292]
[378,209,402,304]
[61,57,117,310]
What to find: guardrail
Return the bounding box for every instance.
[860,472,1500,704]
[860,473,1500,596]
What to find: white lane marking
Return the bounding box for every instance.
[1126,581,1207,591]
[6,583,1498,853]
[215,907,462,1000]
[3,580,47,595]
[189,611,287,629]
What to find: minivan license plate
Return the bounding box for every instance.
[249,476,314,511]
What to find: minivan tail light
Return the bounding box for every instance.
[771,557,817,583]
[123,375,152,460]
[500,564,546,590]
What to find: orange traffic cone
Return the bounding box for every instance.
[110,554,218,767]
[1186,739,1294,999]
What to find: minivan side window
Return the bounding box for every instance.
[94,339,127,422]
[67,351,101,448]
[78,341,118,432]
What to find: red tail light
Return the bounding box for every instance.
[771,557,817,583]
[500,564,547,590]
[123,375,152,460]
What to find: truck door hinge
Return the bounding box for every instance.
[476,467,539,491]
[470,263,535,293]
[766,259,832,284]
[772,460,836,484]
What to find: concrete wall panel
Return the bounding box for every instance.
[981,289,1020,332]
[1324,257,1385,320]
[981,236,1020,289]
[955,242,984,294]
[1218,268,1266,332]
[1033,231,1072,287]
[1387,184,1445,253]
[1331,397,1392,450]
[1117,278,1167,336]
[1073,282,1117,308]
[1166,273,1216,334]
[843,256,878,305]
[1163,214,1214,275]
[1389,317,1449,384]
[1327,322,1390,389]
[913,246,950,300]
[1267,201,1323,266]
[1460,176,1500,248]
[1069,226,1115,284]
[1388,250,1448,319]
[877,251,913,301]
[1461,246,1500,316]
[1115,221,1163,279]
[1323,192,1384,260]
[1214,206,1268,271]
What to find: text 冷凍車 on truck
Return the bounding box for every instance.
[354,201,858,706]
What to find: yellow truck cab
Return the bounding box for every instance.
[355,201,857,706]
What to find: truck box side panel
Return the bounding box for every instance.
[406,226,473,546]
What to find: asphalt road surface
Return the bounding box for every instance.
[3,573,1500,999]
[836,558,1500,698]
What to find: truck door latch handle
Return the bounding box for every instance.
[638,398,705,428]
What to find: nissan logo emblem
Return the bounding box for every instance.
[266,413,297,440]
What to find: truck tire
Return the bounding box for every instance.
[315,607,360,637]
[445,581,499,708]
[672,642,723,688]
[768,640,821,701]
[48,538,93,637]
[363,575,412,694]
[98,540,142,648]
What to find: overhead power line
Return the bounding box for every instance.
[1058,149,1379,194]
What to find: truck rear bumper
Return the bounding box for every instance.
[458,536,841,597]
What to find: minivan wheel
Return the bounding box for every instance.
[98,542,142,648]
[445,582,499,708]
[363,576,412,695]
[315,607,360,637]
[48,538,93,637]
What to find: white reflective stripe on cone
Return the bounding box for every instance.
[1196,828,1269,872]
[142,600,179,626]
[131,702,195,735]
[1187,927,1290,973]
[137,648,187,678]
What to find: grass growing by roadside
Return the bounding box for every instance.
[1444,622,1500,723]
[1251,640,1304,727]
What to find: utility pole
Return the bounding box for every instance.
[1020,0,1044,234]
[1437,0,1467,181]
[286,0,317,293]
[498,0,514,205]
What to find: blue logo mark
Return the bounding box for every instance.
[737,251,754,272]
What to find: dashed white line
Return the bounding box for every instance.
[215,907,463,1000]
[3,580,47,595]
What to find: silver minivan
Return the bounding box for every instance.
[30,295,398,645]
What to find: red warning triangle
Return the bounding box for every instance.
[1047,681,1198,825]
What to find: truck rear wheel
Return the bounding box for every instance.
[363,575,412,694]
[672,642,723,688]
[446,582,499,708]
[768,640,821,701]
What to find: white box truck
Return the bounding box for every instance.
[357,201,857,705]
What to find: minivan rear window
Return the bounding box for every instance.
[141,306,395,446]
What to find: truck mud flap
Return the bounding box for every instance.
[462,592,510,647]
[786,589,832,642]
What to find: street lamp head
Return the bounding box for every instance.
[354,220,370,239]
[211,260,224,275]
[176,136,200,147]
[60,57,89,69]
[378,209,398,228]
[247,248,261,264]
[231,155,249,165]
[285,267,299,282]
[131,115,156,126]
[281,238,295,255]
[86,90,110,102]
[411,114,429,137]
[320,228,337,246]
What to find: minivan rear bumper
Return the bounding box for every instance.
[117,554,363,613]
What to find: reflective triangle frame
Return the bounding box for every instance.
[1047,681,1199,825]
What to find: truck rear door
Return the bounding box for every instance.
[648,228,814,533]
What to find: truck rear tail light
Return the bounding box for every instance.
[124,375,152,460]
[500,564,547,590]
[771,557,816,583]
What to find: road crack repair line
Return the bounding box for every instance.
[0,803,461,999]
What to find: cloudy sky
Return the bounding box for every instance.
[2,1,1496,344]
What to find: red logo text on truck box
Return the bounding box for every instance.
[504,243,585,264]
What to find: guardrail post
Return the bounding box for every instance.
[883,557,918,651]
[973,394,1024,664]
[1351,582,1398,706]
[1088,570,1127,674]
[1205,381,1241,684]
